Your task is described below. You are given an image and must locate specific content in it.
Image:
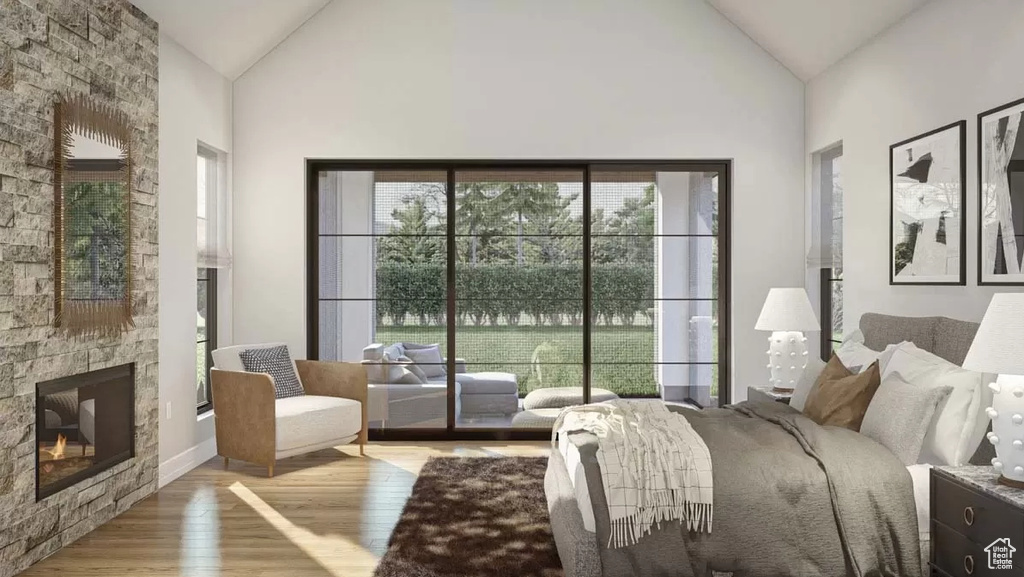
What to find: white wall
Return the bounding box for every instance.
[806,0,1024,331]
[158,34,233,484]
[232,0,806,400]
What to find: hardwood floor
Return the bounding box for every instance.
[20,442,551,577]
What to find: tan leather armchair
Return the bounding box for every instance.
[211,343,368,477]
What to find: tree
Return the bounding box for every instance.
[525,184,579,265]
[606,184,656,264]
[495,182,548,266]
[377,195,444,263]
[455,182,492,265]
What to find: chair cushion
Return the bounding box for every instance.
[275,395,361,452]
[522,387,619,410]
[455,372,518,395]
[240,345,305,399]
[213,342,303,389]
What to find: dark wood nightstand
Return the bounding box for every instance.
[930,466,1024,576]
[746,386,792,404]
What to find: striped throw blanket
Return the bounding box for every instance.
[552,400,713,548]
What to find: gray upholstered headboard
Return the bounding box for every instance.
[857,312,992,465]
[859,312,979,366]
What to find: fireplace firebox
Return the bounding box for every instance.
[36,363,135,501]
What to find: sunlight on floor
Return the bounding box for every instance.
[180,486,221,574]
[229,481,379,575]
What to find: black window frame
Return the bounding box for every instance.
[306,159,731,440]
[197,267,217,415]
[817,146,843,359]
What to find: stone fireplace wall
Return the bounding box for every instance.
[0,1,158,575]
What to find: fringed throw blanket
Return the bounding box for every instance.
[552,400,713,548]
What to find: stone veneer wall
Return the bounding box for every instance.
[0,1,158,575]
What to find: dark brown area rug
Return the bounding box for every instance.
[373,456,563,577]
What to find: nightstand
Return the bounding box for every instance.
[930,466,1024,576]
[746,386,792,404]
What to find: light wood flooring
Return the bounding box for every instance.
[21,442,551,577]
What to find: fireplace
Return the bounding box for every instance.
[36,363,135,501]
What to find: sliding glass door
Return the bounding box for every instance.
[453,170,585,428]
[308,162,729,438]
[315,170,449,430]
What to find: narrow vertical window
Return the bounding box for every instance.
[814,146,843,358]
[197,145,229,413]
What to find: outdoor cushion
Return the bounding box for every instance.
[459,393,519,415]
[403,344,446,378]
[275,395,361,452]
[522,387,619,410]
[511,408,562,428]
[455,372,518,395]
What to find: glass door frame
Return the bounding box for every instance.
[306,159,731,441]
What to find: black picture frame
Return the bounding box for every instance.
[889,120,967,286]
[978,96,1024,286]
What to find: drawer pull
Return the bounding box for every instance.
[965,554,975,575]
[963,506,975,526]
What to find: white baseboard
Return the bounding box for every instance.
[159,436,217,488]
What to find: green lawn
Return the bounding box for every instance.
[376,325,718,398]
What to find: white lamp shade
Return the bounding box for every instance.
[755,288,820,332]
[963,293,1024,375]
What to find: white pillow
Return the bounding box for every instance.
[835,340,903,374]
[790,355,826,411]
[881,343,994,466]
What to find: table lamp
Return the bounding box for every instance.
[962,293,1024,488]
[755,288,820,392]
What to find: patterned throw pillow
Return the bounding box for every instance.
[239,345,305,399]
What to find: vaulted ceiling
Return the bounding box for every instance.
[131,0,331,80]
[132,0,931,82]
[708,0,931,81]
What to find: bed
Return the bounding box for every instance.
[545,313,991,577]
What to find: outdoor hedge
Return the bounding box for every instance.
[375,263,654,326]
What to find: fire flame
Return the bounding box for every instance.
[45,434,67,460]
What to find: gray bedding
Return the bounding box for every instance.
[561,401,921,577]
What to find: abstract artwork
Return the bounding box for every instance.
[890,121,966,285]
[979,97,1024,285]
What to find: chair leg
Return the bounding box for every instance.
[268,464,274,478]
[223,457,229,469]
[359,442,365,456]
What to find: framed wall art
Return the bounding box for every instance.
[979,96,1024,285]
[889,120,967,285]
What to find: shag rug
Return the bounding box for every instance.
[373,456,563,577]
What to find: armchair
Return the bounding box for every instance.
[211,343,367,477]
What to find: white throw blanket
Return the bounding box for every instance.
[552,400,713,548]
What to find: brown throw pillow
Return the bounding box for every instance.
[802,355,881,431]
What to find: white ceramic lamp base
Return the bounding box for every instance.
[765,331,809,392]
[988,374,1024,488]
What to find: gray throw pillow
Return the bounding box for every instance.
[381,351,425,384]
[239,345,304,399]
[860,371,953,465]
[397,355,429,383]
[404,344,446,378]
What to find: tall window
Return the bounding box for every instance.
[814,146,843,357]
[196,145,229,413]
[310,162,729,436]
